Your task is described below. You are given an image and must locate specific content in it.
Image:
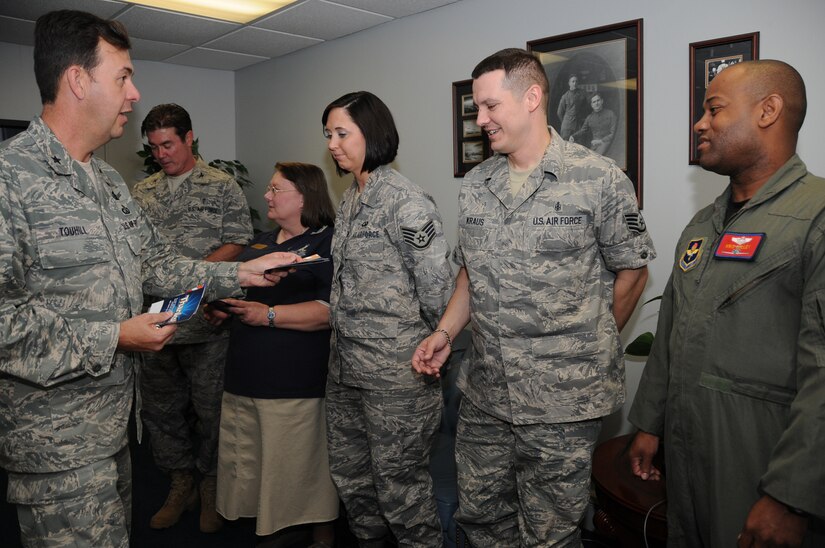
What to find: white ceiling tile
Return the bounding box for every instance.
[327,0,457,18]
[165,47,267,71]
[0,0,126,21]
[0,16,35,46]
[129,37,190,62]
[254,0,390,41]
[114,5,239,46]
[206,27,320,58]
[0,0,462,70]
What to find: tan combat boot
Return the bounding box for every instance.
[149,470,197,529]
[199,475,223,533]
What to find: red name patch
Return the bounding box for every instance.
[713,232,765,261]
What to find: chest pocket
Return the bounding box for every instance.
[177,199,222,227]
[344,237,385,261]
[460,225,497,251]
[38,236,111,269]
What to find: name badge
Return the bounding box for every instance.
[714,232,765,261]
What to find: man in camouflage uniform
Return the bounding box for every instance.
[414,48,655,547]
[0,11,294,548]
[132,104,252,533]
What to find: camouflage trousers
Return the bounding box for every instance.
[455,398,602,547]
[139,338,227,475]
[7,445,131,548]
[325,379,443,547]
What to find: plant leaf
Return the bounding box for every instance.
[625,332,654,356]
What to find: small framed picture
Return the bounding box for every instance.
[452,79,491,177]
[528,19,643,206]
[689,32,759,164]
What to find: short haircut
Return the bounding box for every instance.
[34,10,131,105]
[141,103,193,141]
[472,48,550,110]
[740,60,807,134]
[275,162,336,229]
[321,91,399,177]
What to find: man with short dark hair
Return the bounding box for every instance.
[414,48,654,546]
[0,10,295,547]
[132,103,252,533]
[629,59,825,547]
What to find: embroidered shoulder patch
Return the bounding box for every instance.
[401,220,437,250]
[624,212,647,233]
[679,237,705,272]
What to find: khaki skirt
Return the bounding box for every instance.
[216,393,339,536]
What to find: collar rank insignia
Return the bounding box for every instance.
[401,219,436,250]
[714,232,765,261]
[679,237,705,272]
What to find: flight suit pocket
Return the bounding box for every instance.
[698,372,795,406]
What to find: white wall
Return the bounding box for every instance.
[2,0,824,440]
[234,0,825,440]
[0,41,236,188]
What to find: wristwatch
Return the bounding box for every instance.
[267,306,276,328]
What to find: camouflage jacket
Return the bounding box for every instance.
[329,165,453,389]
[132,158,252,343]
[0,117,241,473]
[456,127,655,424]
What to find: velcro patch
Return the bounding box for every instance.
[679,237,705,272]
[624,212,647,233]
[714,232,765,261]
[401,220,437,250]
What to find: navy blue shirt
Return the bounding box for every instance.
[223,225,333,399]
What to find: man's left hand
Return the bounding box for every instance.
[738,495,807,547]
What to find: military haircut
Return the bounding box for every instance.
[322,91,399,177]
[472,48,550,111]
[275,162,336,229]
[34,10,131,105]
[141,103,193,141]
[740,60,807,135]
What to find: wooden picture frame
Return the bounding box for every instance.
[528,19,643,206]
[452,79,491,177]
[689,32,759,164]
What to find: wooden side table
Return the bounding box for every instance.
[591,434,668,547]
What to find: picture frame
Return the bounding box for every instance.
[452,79,491,177]
[689,32,759,164]
[0,118,28,141]
[528,19,643,206]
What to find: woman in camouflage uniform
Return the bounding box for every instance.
[322,91,454,547]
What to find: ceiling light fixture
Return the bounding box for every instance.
[127,0,297,24]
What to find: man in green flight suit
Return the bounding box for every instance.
[629,60,825,547]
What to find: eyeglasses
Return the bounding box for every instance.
[267,185,298,195]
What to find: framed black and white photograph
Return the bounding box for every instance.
[689,32,759,164]
[462,119,482,138]
[453,79,491,177]
[461,93,478,116]
[528,19,643,205]
[462,141,484,163]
